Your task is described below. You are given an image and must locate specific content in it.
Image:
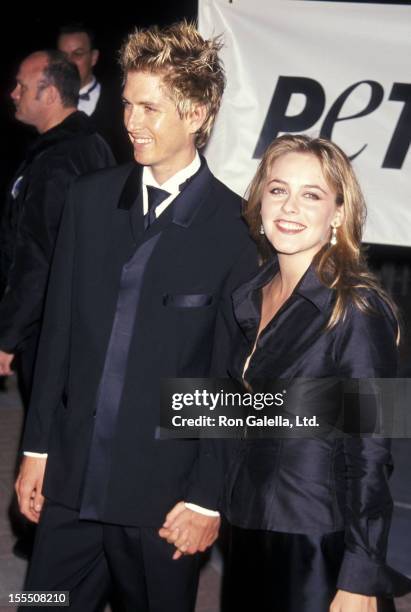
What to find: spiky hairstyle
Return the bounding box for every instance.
[119,21,225,148]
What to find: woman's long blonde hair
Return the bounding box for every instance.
[243,134,399,338]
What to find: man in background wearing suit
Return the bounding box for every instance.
[16,22,257,612]
[0,50,114,407]
[57,23,131,163]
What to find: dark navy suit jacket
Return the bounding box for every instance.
[22,159,258,527]
[226,258,411,597]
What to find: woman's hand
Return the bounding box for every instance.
[330,590,377,612]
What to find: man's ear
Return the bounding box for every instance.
[91,49,99,69]
[187,103,207,135]
[45,84,59,106]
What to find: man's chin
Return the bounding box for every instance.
[133,151,153,166]
[14,111,28,125]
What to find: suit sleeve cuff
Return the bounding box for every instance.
[337,550,411,597]
[184,502,220,517]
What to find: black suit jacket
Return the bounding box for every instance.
[225,258,411,597]
[0,111,115,353]
[23,159,258,527]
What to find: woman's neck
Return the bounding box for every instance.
[274,252,313,300]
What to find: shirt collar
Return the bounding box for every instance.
[295,264,335,313]
[233,256,334,340]
[79,76,97,96]
[142,151,201,195]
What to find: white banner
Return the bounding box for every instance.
[199,0,411,246]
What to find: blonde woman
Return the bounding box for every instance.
[225,135,411,612]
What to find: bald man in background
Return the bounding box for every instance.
[0,50,114,407]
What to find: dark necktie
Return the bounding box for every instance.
[79,80,98,101]
[145,185,171,229]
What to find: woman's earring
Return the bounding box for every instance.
[260,224,265,235]
[330,224,337,246]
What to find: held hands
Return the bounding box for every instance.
[330,590,377,612]
[15,456,47,523]
[159,501,221,560]
[0,350,14,376]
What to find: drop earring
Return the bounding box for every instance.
[260,224,265,235]
[330,224,337,246]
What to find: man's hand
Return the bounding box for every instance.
[159,501,220,560]
[0,350,14,376]
[15,456,47,523]
[330,590,377,612]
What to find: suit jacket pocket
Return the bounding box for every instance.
[163,293,213,308]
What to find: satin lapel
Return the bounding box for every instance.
[99,165,143,294]
[117,164,144,244]
[129,190,145,243]
[172,158,213,228]
[232,259,278,343]
[139,199,175,244]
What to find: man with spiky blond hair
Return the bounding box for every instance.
[16,21,257,611]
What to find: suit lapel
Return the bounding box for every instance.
[116,158,215,250]
[171,157,213,228]
[142,157,214,242]
[117,164,145,243]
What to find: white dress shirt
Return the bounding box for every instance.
[78,77,101,116]
[142,151,201,217]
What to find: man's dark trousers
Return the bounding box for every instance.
[22,500,199,612]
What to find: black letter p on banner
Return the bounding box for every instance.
[253,76,325,159]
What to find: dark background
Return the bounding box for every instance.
[0,0,410,370]
[0,1,197,197]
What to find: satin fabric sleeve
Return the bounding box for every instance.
[334,295,411,597]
